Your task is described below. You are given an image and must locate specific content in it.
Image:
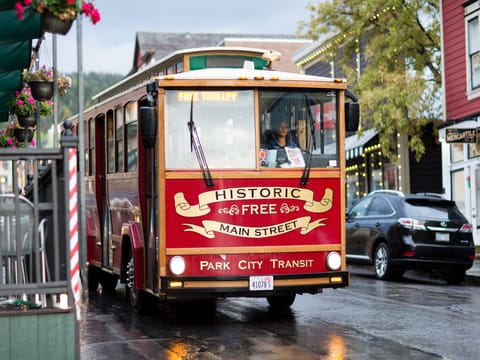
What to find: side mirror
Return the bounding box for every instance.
[345,102,360,132]
[139,106,157,149]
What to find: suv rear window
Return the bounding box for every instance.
[405,199,465,221]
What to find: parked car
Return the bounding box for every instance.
[346,190,475,283]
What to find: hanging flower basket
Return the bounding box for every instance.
[17,114,37,128]
[14,127,35,144]
[28,80,54,101]
[41,10,74,35]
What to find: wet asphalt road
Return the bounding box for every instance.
[80,266,480,360]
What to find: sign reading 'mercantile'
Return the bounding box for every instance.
[446,128,479,143]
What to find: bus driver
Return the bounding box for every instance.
[267,122,297,149]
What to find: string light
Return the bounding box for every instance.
[296,6,396,67]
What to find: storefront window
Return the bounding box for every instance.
[451,170,466,215]
[469,143,480,158]
[384,164,397,190]
[367,150,383,191]
[451,143,464,163]
[346,167,359,209]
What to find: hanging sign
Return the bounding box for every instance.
[445,128,480,143]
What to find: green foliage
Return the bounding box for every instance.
[57,72,123,120]
[298,0,441,161]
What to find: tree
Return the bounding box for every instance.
[298,0,441,161]
[58,72,124,120]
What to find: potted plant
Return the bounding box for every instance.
[22,65,72,99]
[56,72,72,96]
[14,0,101,34]
[8,87,54,127]
[0,122,36,148]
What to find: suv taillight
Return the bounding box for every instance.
[460,223,473,233]
[398,217,425,230]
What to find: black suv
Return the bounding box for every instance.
[346,190,475,283]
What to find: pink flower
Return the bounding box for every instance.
[67,0,74,4]
[82,2,101,24]
[22,0,32,5]
[82,2,92,15]
[16,100,24,106]
[7,138,13,145]
[14,2,25,19]
[90,8,100,24]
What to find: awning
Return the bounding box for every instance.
[0,0,41,122]
[345,128,378,160]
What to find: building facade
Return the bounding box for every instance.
[439,0,480,246]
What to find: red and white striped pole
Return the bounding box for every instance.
[68,147,81,321]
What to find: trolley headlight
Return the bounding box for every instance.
[169,256,186,275]
[326,251,341,271]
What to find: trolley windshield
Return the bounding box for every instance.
[164,89,338,170]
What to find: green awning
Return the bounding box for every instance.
[0,1,41,122]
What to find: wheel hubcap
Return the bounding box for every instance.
[375,246,388,277]
[126,258,138,302]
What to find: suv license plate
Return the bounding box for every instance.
[249,276,274,291]
[435,232,450,242]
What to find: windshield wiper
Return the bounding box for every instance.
[300,96,315,185]
[188,96,214,187]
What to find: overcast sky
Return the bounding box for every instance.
[37,0,313,75]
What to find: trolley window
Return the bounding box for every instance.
[107,110,115,173]
[259,90,338,168]
[165,90,255,169]
[125,102,138,172]
[115,107,124,172]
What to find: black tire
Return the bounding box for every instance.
[87,266,101,292]
[267,293,296,309]
[374,243,399,280]
[100,272,118,294]
[125,250,149,313]
[445,268,466,285]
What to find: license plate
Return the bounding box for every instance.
[249,276,274,291]
[435,232,450,242]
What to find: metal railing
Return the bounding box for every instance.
[0,124,77,311]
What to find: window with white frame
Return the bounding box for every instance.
[466,2,480,96]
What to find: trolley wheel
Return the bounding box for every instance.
[266,293,296,309]
[87,266,101,292]
[125,250,150,313]
[100,272,118,294]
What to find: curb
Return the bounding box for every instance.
[465,274,480,286]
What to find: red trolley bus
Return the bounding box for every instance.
[83,47,359,312]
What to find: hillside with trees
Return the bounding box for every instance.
[57,72,124,120]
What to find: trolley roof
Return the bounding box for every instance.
[156,66,343,83]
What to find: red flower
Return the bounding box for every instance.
[82,2,101,24]
[14,2,25,19]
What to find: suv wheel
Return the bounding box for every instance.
[374,243,395,280]
[445,267,466,285]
